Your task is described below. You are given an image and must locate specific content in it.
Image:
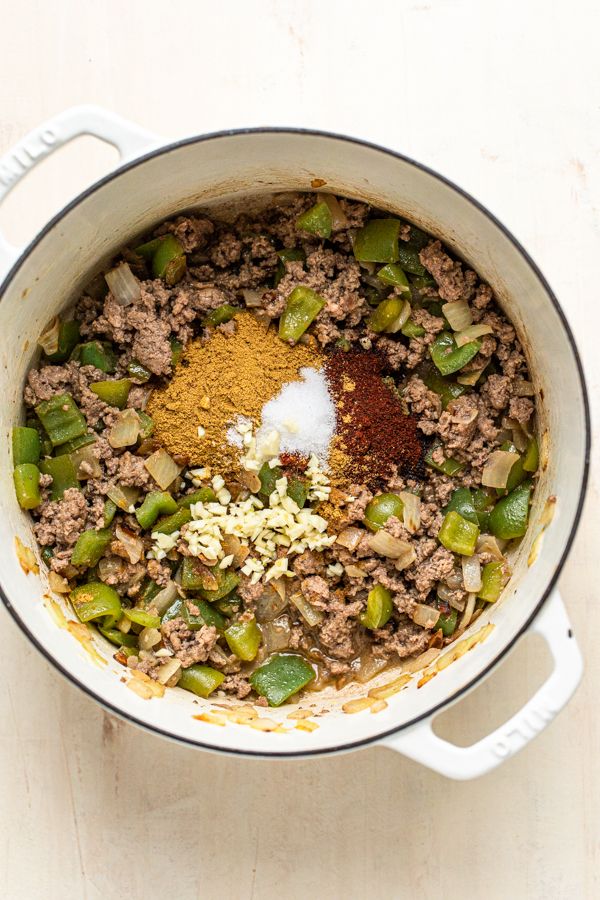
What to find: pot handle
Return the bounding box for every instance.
[0,104,164,281]
[380,589,582,780]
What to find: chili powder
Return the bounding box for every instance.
[325,350,425,489]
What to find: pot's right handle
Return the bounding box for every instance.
[380,589,583,780]
[0,104,164,281]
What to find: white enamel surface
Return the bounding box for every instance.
[0,126,587,760]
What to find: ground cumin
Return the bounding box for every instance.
[148,313,323,473]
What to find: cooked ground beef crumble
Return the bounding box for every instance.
[14,191,538,707]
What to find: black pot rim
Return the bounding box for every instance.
[0,126,591,759]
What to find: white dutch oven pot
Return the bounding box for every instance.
[0,107,589,779]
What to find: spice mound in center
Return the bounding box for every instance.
[147,313,323,473]
[325,349,426,489]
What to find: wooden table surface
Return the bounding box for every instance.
[0,2,598,897]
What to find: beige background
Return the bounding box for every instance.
[0,1,598,897]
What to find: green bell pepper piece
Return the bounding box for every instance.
[89,379,131,410]
[425,440,464,476]
[430,332,482,376]
[153,507,192,535]
[55,433,96,457]
[409,272,437,290]
[423,369,468,411]
[377,264,410,291]
[335,336,351,351]
[287,475,310,509]
[436,604,457,636]
[202,303,239,328]
[202,563,241,602]
[178,665,225,698]
[367,295,404,333]
[36,393,87,446]
[71,529,112,567]
[136,491,178,529]
[523,436,539,473]
[364,493,405,532]
[258,461,281,497]
[438,510,479,556]
[70,582,123,628]
[225,618,262,661]
[39,456,81,501]
[279,286,326,343]
[353,219,401,264]
[135,236,164,261]
[41,546,54,565]
[98,626,138,649]
[136,412,154,440]
[180,557,237,599]
[152,235,186,284]
[170,337,184,367]
[124,607,161,629]
[13,464,41,509]
[358,584,393,629]
[177,487,218,508]
[181,598,227,632]
[489,482,532,540]
[12,427,40,465]
[45,321,81,363]
[478,561,505,603]
[405,225,431,251]
[139,578,162,608]
[103,499,118,527]
[442,488,478,525]
[250,653,316,706]
[473,488,494,512]
[274,248,307,287]
[401,318,426,338]
[162,598,184,624]
[296,201,332,239]
[127,359,152,383]
[214,590,242,618]
[26,417,53,458]
[396,243,427,276]
[72,341,116,373]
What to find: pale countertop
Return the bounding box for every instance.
[0,2,598,898]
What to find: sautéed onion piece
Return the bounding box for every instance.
[105,263,141,306]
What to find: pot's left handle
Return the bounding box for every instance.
[0,104,165,281]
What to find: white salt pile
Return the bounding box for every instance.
[255,367,336,465]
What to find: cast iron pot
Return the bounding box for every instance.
[0,107,589,778]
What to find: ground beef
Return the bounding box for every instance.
[301,575,330,609]
[419,241,469,302]
[221,674,252,698]
[161,618,218,667]
[33,489,87,549]
[509,396,534,423]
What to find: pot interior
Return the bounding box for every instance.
[0,131,588,755]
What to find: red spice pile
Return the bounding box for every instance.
[325,350,425,489]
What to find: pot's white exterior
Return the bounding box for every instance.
[0,107,588,778]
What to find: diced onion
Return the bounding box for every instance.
[528,529,545,566]
[354,655,388,684]
[242,289,265,308]
[399,491,421,534]
[462,555,482,592]
[106,484,140,513]
[156,658,182,686]
[402,647,441,674]
[367,530,414,559]
[458,592,477,632]
[261,617,291,653]
[105,263,141,307]
[109,409,142,449]
[345,564,367,578]
[255,582,288,623]
[384,299,412,334]
[412,604,440,629]
[70,443,102,479]
[144,448,181,489]
[394,544,417,572]
[152,580,179,615]
[289,591,324,626]
[454,323,493,347]
[222,533,249,568]
[48,571,69,593]
[38,317,60,355]
[317,192,349,229]
[539,495,557,526]
[15,536,39,575]
[511,428,528,453]
[475,534,505,561]
[481,450,520,488]
[98,556,126,579]
[238,468,262,494]
[457,365,487,386]
[138,627,161,651]
[445,568,464,591]
[442,301,473,332]
[115,525,144,564]
[513,380,535,397]
[335,526,364,551]
[437,583,465,611]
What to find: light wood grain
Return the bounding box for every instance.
[0,1,598,897]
